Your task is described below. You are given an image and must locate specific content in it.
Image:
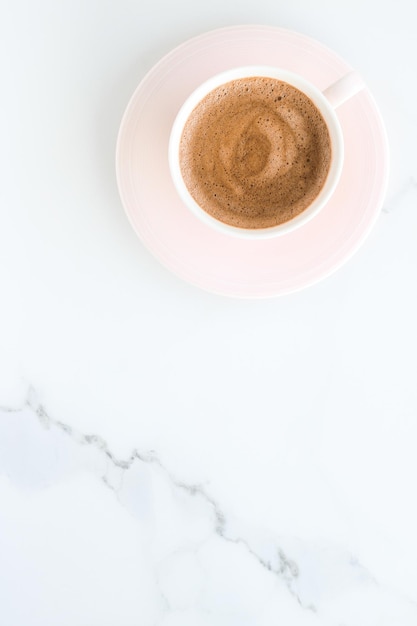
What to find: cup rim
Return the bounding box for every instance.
[169,65,344,239]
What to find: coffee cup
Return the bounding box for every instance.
[169,66,364,239]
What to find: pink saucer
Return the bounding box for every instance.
[116,25,389,298]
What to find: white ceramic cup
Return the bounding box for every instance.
[169,66,364,239]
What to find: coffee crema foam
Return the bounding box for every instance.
[179,77,332,229]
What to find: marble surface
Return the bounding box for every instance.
[1,1,417,624]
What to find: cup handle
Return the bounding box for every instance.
[323,71,366,109]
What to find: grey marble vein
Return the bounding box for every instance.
[383,175,417,213]
[1,386,311,611]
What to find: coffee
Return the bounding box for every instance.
[179,77,332,229]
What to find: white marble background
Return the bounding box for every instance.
[1,1,417,624]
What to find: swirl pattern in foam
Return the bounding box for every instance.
[179,77,332,229]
